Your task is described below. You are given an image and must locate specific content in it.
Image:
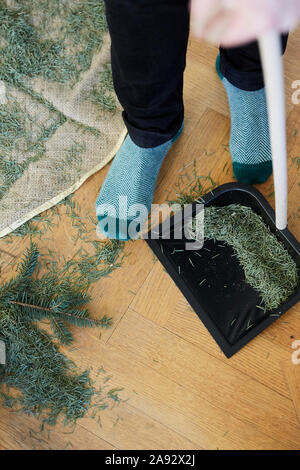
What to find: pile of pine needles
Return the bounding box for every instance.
[0,0,108,88]
[201,204,299,310]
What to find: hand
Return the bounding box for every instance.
[191,0,300,47]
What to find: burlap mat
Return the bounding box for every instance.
[0,0,126,237]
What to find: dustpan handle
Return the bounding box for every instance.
[258,32,288,230]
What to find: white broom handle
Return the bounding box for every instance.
[258,32,288,230]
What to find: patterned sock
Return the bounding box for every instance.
[95,124,183,240]
[216,55,272,184]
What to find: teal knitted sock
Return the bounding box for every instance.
[95,124,183,240]
[216,55,272,184]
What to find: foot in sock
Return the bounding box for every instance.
[95,124,183,240]
[216,55,272,184]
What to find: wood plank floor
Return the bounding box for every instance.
[1,30,300,450]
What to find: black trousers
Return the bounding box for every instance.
[104,0,288,148]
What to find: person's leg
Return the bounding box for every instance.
[96,0,190,239]
[217,35,288,184]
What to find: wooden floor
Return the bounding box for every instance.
[1,31,300,450]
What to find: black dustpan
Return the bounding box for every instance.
[145,33,300,357]
[145,182,300,357]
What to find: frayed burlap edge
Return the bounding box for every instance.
[0,127,127,238]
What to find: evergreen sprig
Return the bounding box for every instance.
[0,242,112,425]
[1,242,110,344]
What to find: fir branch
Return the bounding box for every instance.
[9,300,102,326]
[50,317,73,345]
[16,241,39,280]
[9,300,53,313]
[54,309,101,326]
[0,242,114,427]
